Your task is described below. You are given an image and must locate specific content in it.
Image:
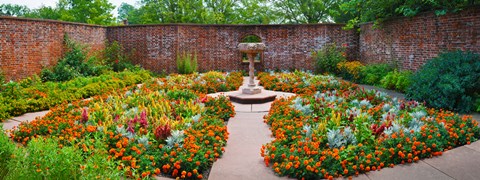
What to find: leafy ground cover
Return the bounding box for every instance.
[3,71,243,179]
[259,72,480,179]
[0,69,151,122]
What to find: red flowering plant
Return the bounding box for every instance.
[261,72,480,179]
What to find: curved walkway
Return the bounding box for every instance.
[3,78,480,180]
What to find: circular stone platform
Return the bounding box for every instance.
[228,92,277,104]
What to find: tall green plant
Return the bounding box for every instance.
[380,70,413,92]
[313,43,346,75]
[0,125,16,178]
[41,35,105,82]
[359,63,394,85]
[0,69,5,85]
[176,51,198,74]
[103,41,135,72]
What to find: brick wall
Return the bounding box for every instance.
[108,24,358,74]
[2,7,479,80]
[0,17,106,80]
[360,7,480,70]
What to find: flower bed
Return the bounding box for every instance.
[5,72,243,179]
[257,71,356,95]
[260,72,480,179]
[0,70,152,122]
[143,71,243,94]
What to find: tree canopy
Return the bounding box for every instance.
[1,0,479,26]
[1,0,115,25]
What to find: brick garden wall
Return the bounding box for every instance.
[0,17,106,80]
[2,6,479,80]
[360,7,480,71]
[107,24,358,74]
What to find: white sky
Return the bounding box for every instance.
[1,0,139,16]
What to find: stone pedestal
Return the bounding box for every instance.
[238,43,266,95]
[242,87,262,95]
[244,53,261,94]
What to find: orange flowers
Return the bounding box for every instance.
[86,125,96,132]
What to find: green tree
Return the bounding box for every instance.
[26,6,62,20]
[269,0,340,24]
[0,4,31,16]
[328,0,356,23]
[56,0,116,25]
[203,0,237,24]
[117,3,142,24]
[130,0,274,24]
[2,0,116,25]
[236,0,274,24]
[340,0,480,29]
[139,0,205,24]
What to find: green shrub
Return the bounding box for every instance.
[41,36,106,82]
[0,70,151,122]
[176,51,198,74]
[0,125,16,177]
[5,138,123,180]
[313,43,346,75]
[18,75,42,88]
[406,51,480,113]
[336,61,364,81]
[359,63,394,85]
[103,41,136,72]
[380,70,413,92]
[166,89,198,101]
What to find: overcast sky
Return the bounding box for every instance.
[1,0,139,16]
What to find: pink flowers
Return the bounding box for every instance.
[154,124,171,140]
[140,110,148,128]
[371,123,386,135]
[127,119,135,134]
[81,108,88,124]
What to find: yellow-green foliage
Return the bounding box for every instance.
[176,51,198,74]
[337,61,364,81]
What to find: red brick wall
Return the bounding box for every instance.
[0,17,106,80]
[360,7,480,70]
[4,7,478,80]
[107,24,358,74]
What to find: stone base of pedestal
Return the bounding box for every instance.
[242,87,262,95]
